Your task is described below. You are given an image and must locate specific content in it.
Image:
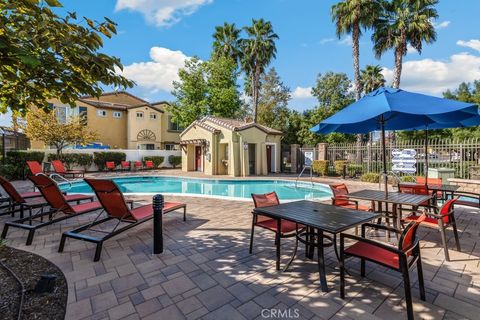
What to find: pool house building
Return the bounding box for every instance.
[180,116,282,176]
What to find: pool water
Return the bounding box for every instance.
[62,176,332,201]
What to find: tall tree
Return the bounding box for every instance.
[332,0,381,101]
[23,109,98,155]
[170,58,209,128]
[298,72,356,145]
[0,0,133,115]
[360,65,386,94]
[373,0,438,88]
[212,22,242,64]
[241,19,278,123]
[257,68,291,128]
[206,56,242,118]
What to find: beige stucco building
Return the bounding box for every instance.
[180,116,282,176]
[30,92,183,150]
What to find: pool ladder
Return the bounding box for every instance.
[36,173,73,191]
[295,165,314,188]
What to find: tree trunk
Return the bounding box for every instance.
[253,65,261,123]
[352,21,363,162]
[392,31,406,89]
[251,71,256,122]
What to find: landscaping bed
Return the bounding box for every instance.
[0,246,67,320]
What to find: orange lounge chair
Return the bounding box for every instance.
[26,161,44,176]
[59,179,186,261]
[1,175,100,245]
[145,160,155,170]
[105,161,116,171]
[121,161,131,171]
[51,160,84,178]
[134,161,143,170]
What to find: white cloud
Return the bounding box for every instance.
[338,36,352,46]
[406,44,417,54]
[115,0,213,27]
[381,52,480,95]
[292,86,313,99]
[457,39,480,52]
[433,20,450,29]
[319,38,335,45]
[118,47,191,92]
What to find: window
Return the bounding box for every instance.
[55,106,67,123]
[79,106,88,125]
[150,112,157,120]
[168,115,184,131]
[165,144,178,151]
[113,111,122,118]
[136,111,144,119]
[97,109,107,117]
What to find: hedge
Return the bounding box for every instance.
[312,160,328,176]
[0,164,16,180]
[143,156,164,168]
[94,152,126,171]
[5,151,45,179]
[48,153,93,170]
[360,172,380,183]
[334,160,348,176]
[168,155,182,169]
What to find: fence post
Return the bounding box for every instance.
[152,194,164,254]
[290,144,300,173]
[317,143,328,161]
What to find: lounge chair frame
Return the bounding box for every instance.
[59,179,186,261]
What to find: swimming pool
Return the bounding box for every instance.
[61,176,332,201]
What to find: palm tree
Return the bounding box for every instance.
[332,0,381,101]
[360,65,386,94]
[241,19,278,123]
[372,0,438,88]
[212,22,242,63]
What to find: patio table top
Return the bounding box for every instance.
[344,189,432,206]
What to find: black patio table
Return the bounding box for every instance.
[252,200,380,292]
[398,183,460,201]
[343,189,432,229]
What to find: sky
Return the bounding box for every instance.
[2,0,480,126]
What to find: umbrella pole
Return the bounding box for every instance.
[425,129,429,185]
[381,117,388,197]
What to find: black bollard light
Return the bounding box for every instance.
[35,273,57,293]
[153,194,164,254]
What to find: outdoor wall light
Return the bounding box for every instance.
[243,142,248,150]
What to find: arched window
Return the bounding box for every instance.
[137,129,156,141]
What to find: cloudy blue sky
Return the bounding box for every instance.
[2,0,480,126]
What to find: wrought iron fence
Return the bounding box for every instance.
[0,128,30,162]
[325,138,479,179]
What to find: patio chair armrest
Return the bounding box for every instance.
[332,197,359,207]
[361,223,402,235]
[340,233,403,255]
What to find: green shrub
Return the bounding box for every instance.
[168,155,182,169]
[48,153,94,171]
[94,152,126,171]
[360,172,380,183]
[400,175,416,183]
[347,164,363,177]
[334,160,348,176]
[5,151,45,179]
[143,156,164,168]
[0,164,16,180]
[312,160,328,176]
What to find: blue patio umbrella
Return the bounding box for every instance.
[310,87,480,194]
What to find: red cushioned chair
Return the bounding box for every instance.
[59,179,187,261]
[329,183,372,211]
[249,192,304,270]
[340,214,427,320]
[415,176,445,201]
[121,161,131,171]
[403,197,460,261]
[51,160,84,178]
[26,161,44,176]
[105,161,116,171]
[145,160,155,170]
[1,175,99,245]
